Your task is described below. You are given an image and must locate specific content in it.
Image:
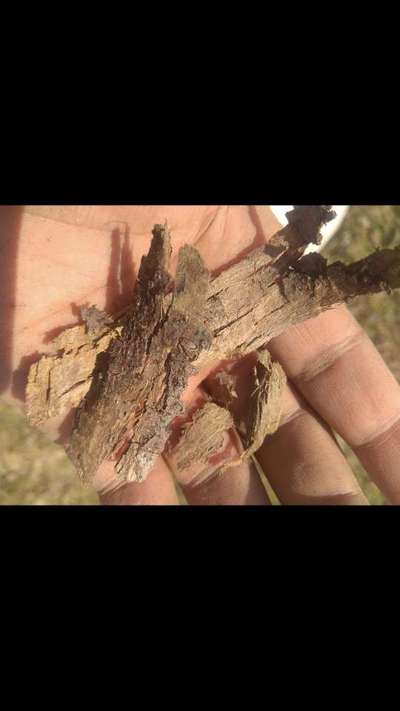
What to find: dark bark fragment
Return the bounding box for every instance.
[66,224,212,484]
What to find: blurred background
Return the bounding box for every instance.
[0,205,399,505]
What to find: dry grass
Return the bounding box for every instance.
[0,205,399,505]
[0,403,97,505]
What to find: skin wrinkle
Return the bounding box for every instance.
[278,402,309,428]
[187,468,223,490]
[192,206,224,248]
[194,206,263,274]
[181,458,269,506]
[288,492,367,505]
[289,327,400,449]
[194,206,228,254]
[290,327,367,384]
[288,459,362,499]
[286,402,337,443]
[253,373,367,503]
[354,412,400,450]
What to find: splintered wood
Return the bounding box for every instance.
[26,323,122,426]
[170,403,234,473]
[171,350,287,476]
[26,207,400,486]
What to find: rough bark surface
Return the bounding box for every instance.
[185,349,287,473]
[25,207,400,485]
[26,323,122,426]
[170,402,234,473]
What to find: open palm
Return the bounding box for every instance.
[1,206,399,504]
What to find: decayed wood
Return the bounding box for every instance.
[65,227,212,484]
[26,322,122,426]
[168,350,286,475]
[196,231,400,366]
[179,350,287,473]
[25,208,400,485]
[170,402,234,473]
[240,350,286,459]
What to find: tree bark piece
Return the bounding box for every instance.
[25,209,400,486]
[167,350,286,476]
[196,243,400,367]
[66,225,212,484]
[26,323,121,426]
[241,350,286,459]
[170,402,234,474]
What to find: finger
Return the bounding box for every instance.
[178,459,269,506]
[204,353,367,505]
[164,386,270,505]
[95,458,180,506]
[256,381,369,505]
[267,304,400,503]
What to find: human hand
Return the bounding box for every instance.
[1,206,399,505]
